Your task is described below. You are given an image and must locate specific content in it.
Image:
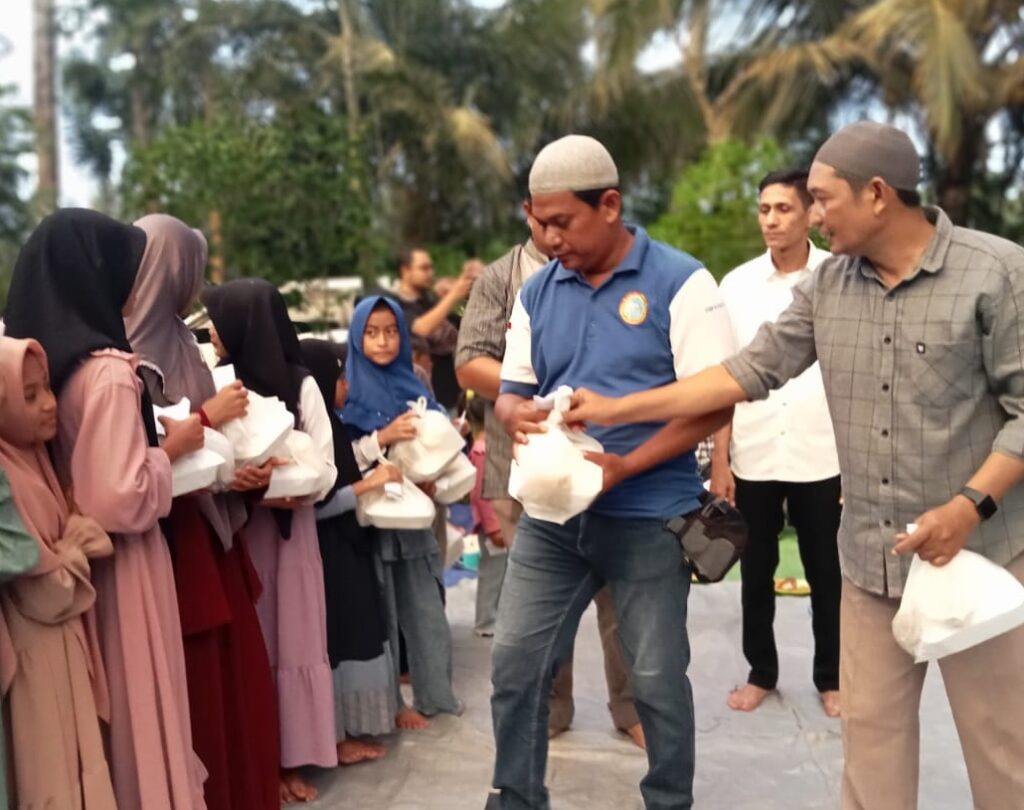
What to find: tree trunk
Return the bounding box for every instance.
[937,119,981,225]
[337,0,360,142]
[33,0,59,212]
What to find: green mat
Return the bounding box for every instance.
[724,527,805,582]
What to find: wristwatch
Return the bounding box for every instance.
[959,486,998,521]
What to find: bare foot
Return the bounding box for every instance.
[726,683,775,712]
[337,736,387,765]
[820,690,841,718]
[624,722,646,750]
[280,769,317,803]
[396,706,430,730]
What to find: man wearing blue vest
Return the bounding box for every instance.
[486,135,736,810]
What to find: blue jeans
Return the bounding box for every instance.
[490,512,695,810]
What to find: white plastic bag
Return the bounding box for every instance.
[892,542,1024,663]
[357,474,436,530]
[387,397,464,482]
[264,430,328,500]
[508,386,605,525]
[152,399,232,497]
[203,428,236,490]
[219,391,295,464]
[432,452,476,505]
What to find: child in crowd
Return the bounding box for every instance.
[342,296,461,730]
[201,279,337,804]
[410,335,435,396]
[126,214,281,810]
[0,337,117,810]
[463,391,507,637]
[5,209,208,810]
[301,338,403,764]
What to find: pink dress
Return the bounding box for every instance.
[245,505,337,768]
[55,350,207,810]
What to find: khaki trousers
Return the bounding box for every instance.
[840,552,1024,810]
[492,498,640,734]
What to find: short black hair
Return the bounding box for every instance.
[833,169,921,208]
[758,169,813,208]
[571,187,618,208]
[398,246,428,272]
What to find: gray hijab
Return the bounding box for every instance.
[126,214,246,549]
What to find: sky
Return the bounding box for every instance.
[1,0,98,205]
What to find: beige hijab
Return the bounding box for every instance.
[0,337,111,696]
[126,214,246,548]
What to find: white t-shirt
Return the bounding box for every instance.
[719,243,840,482]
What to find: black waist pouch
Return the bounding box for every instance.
[665,491,748,583]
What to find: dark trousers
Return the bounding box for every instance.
[734,475,842,692]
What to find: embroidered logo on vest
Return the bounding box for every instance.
[618,291,649,326]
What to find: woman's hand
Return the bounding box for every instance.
[230,457,289,492]
[201,381,248,427]
[160,415,205,463]
[378,412,418,446]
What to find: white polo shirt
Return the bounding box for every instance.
[720,243,840,482]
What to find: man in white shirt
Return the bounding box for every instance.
[711,168,843,717]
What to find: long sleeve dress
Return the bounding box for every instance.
[54,350,207,810]
[1,513,116,810]
[245,376,338,769]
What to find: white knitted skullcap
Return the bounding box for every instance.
[528,135,619,195]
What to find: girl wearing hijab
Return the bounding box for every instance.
[125,214,281,810]
[300,339,402,764]
[4,208,208,810]
[201,279,337,804]
[0,336,117,810]
[343,295,460,729]
[0,415,42,810]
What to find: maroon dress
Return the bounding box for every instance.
[171,497,280,810]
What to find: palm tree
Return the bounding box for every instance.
[728,0,1024,223]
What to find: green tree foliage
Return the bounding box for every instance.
[650,138,788,280]
[122,108,386,283]
[0,85,33,307]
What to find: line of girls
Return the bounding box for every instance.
[0,208,459,810]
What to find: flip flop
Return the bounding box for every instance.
[774,576,811,596]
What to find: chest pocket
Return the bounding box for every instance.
[900,329,979,407]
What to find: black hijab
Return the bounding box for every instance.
[201,279,307,418]
[202,278,308,538]
[4,208,158,446]
[299,339,361,503]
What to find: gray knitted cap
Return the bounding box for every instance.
[528,134,619,195]
[814,121,920,192]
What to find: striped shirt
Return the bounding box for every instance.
[455,240,547,499]
[724,208,1024,596]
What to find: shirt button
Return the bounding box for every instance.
[882,383,890,392]
[881,429,890,437]
[884,519,893,527]
[884,336,892,345]
[882,478,889,485]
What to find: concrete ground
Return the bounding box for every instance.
[307,578,972,809]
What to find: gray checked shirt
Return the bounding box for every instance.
[724,208,1024,597]
[455,239,548,500]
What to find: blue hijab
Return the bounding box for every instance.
[342,295,445,435]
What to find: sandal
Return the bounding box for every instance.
[774,576,811,596]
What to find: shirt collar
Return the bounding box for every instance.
[854,206,953,282]
[554,224,648,283]
[917,207,953,274]
[762,240,826,282]
[522,238,548,266]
